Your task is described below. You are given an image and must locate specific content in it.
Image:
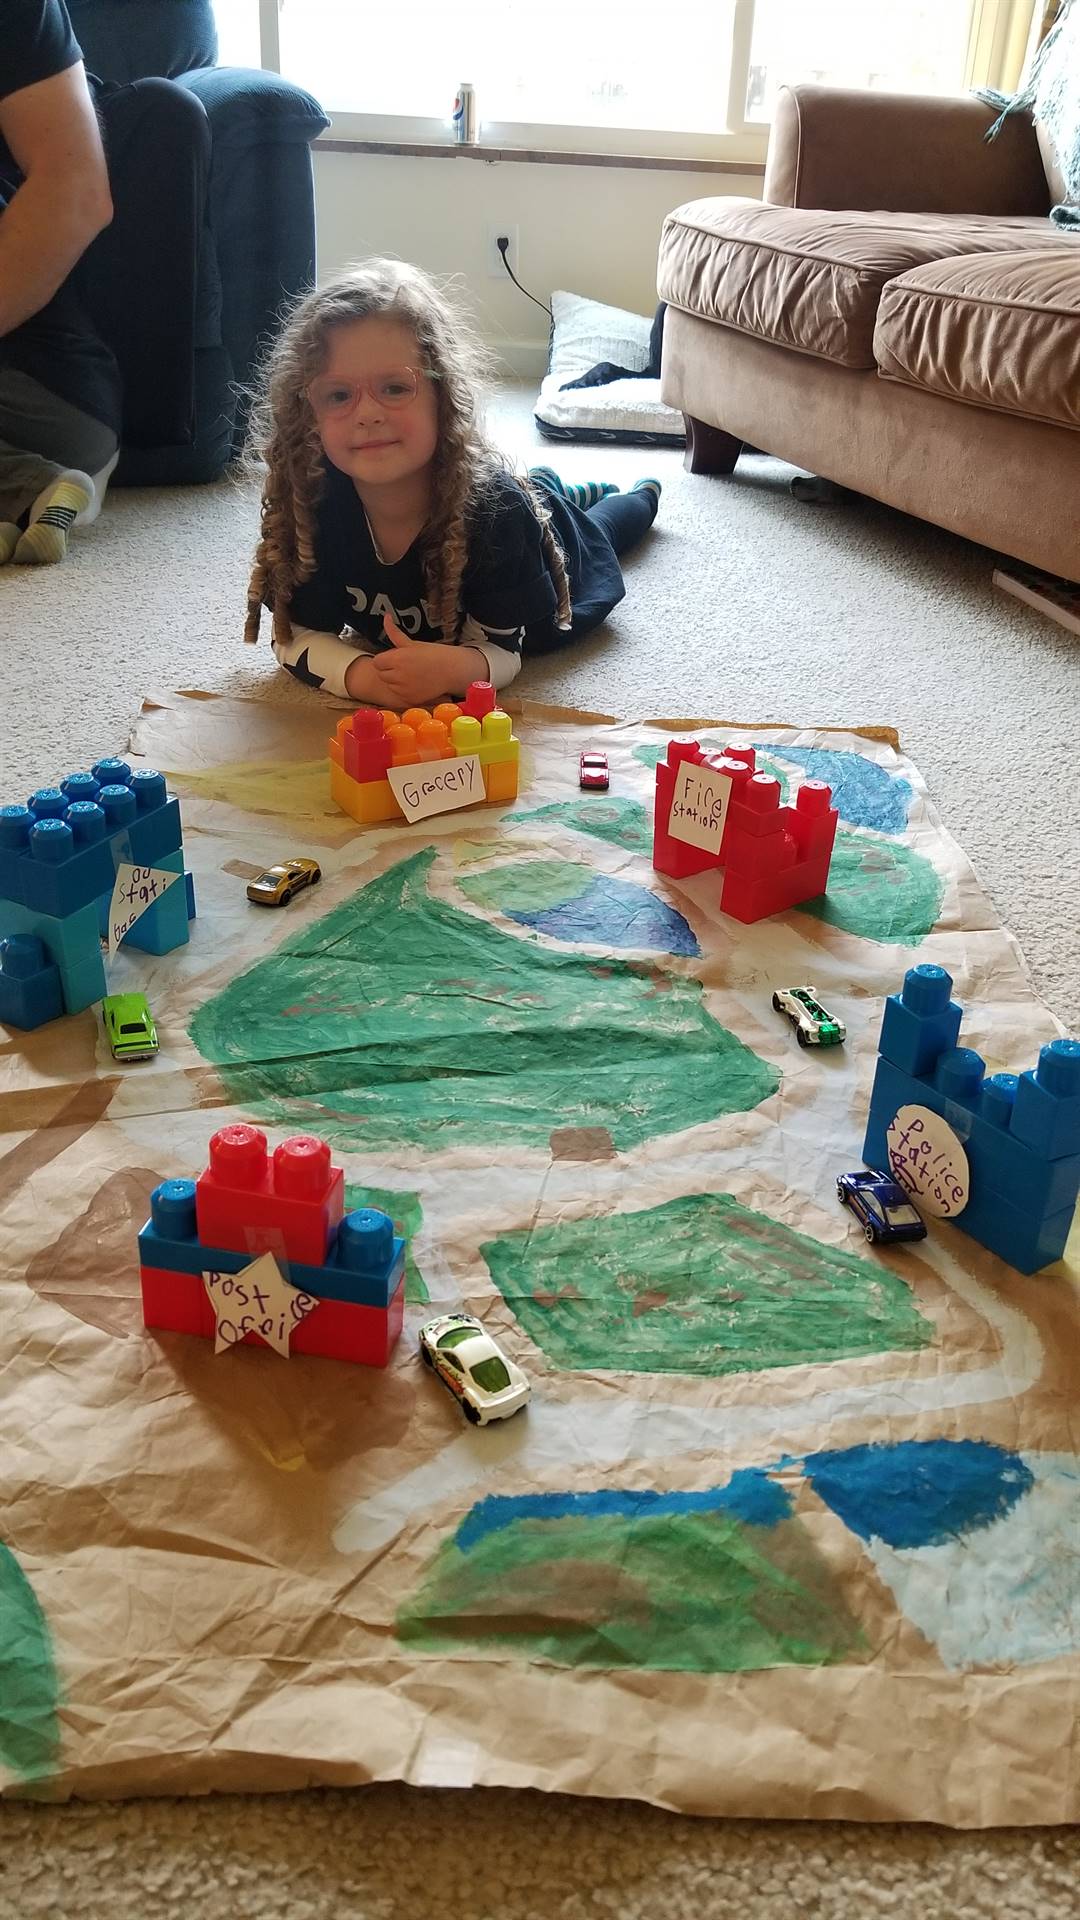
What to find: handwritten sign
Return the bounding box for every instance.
[202,1251,319,1357]
[387,753,484,824]
[667,762,733,854]
[106,862,181,954]
[887,1104,970,1218]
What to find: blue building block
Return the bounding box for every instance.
[1010,1039,1080,1160]
[138,1181,406,1308]
[0,935,64,1030]
[0,895,106,1012]
[185,872,196,920]
[866,1062,1080,1217]
[0,762,184,927]
[864,965,1080,1274]
[878,963,962,1076]
[961,1192,1077,1274]
[0,800,115,916]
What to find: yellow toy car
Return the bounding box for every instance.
[246,857,322,907]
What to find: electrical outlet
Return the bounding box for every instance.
[487,224,519,280]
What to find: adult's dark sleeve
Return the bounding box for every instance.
[2,1,82,107]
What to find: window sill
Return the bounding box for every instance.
[314,136,766,176]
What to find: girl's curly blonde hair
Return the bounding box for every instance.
[243,257,572,648]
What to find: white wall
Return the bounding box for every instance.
[312,151,762,373]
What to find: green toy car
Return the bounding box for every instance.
[102,991,158,1061]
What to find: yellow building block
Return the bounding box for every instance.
[479,710,520,801]
[330,759,401,824]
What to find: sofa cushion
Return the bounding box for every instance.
[875,248,1080,431]
[658,198,1058,369]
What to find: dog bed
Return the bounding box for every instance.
[534,291,685,447]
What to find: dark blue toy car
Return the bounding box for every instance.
[836,1169,927,1245]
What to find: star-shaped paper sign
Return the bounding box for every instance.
[202,1252,320,1357]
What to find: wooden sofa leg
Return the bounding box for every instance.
[683,416,742,475]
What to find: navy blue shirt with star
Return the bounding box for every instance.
[282,461,626,680]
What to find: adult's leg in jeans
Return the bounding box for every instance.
[0,368,118,522]
[584,486,659,559]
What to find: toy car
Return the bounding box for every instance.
[418,1312,530,1425]
[246,857,322,907]
[101,991,158,1061]
[836,1169,926,1245]
[579,751,609,792]
[772,986,846,1047]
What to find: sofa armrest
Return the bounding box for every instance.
[177,66,329,149]
[175,68,328,426]
[764,84,1050,216]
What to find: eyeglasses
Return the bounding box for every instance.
[305,367,432,419]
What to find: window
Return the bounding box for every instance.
[277,0,742,136]
[470,1357,512,1393]
[745,0,978,123]
[214,0,1035,157]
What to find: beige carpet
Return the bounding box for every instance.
[2,386,1079,1912]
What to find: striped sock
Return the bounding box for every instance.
[13,472,93,565]
[0,522,20,565]
[529,466,619,509]
[631,477,663,502]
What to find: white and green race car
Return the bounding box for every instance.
[772,986,846,1048]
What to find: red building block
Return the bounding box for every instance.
[195,1124,345,1265]
[652,740,754,879]
[719,782,837,922]
[462,680,497,720]
[341,708,393,783]
[139,1264,404,1366]
[140,1263,209,1337]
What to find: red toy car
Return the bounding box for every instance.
[579,751,609,791]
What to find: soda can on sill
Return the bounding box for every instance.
[453,82,477,144]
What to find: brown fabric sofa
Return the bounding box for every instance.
[657,86,1080,583]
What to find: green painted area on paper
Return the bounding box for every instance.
[801,830,944,945]
[344,1181,427,1304]
[748,753,792,798]
[458,860,590,916]
[634,744,664,770]
[506,796,652,854]
[397,1506,864,1672]
[189,849,779,1152]
[0,1545,60,1784]
[481,1193,932,1374]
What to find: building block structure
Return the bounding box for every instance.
[652,740,838,923]
[138,1128,406,1366]
[864,963,1080,1274]
[329,682,520,825]
[0,758,193,1027]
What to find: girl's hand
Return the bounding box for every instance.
[372,620,486,707]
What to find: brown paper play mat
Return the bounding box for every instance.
[2,692,1077,1824]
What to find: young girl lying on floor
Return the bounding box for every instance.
[243,257,660,706]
